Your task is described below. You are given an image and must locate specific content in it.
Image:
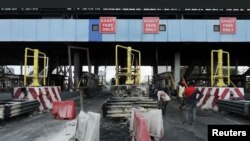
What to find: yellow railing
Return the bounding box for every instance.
[115,45,141,85]
[24,48,48,86]
[211,49,230,87]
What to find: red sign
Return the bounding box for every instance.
[220,17,236,34]
[143,17,159,34]
[100,17,116,33]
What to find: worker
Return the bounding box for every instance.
[157,89,171,116]
[182,81,203,125]
[178,81,186,111]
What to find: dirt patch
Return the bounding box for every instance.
[100,118,130,141]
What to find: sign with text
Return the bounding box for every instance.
[208,125,250,141]
[220,17,236,34]
[100,17,116,33]
[143,17,159,34]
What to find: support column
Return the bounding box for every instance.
[20,60,23,75]
[153,47,159,76]
[94,64,99,75]
[174,52,181,87]
[74,51,80,88]
[153,66,158,76]
[104,65,107,84]
[235,60,238,75]
[20,60,23,86]
[165,61,169,72]
[56,65,59,75]
[79,58,83,84]
[64,66,67,76]
[32,49,39,86]
[68,48,72,91]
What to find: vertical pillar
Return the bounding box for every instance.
[217,49,225,87]
[153,47,159,76]
[174,52,181,87]
[74,51,80,88]
[152,47,159,89]
[94,64,99,75]
[79,88,84,111]
[20,60,23,75]
[235,60,238,75]
[79,61,83,79]
[20,60,23,87]
[56,55,59,76]
[32,49,39,86]
[104,65,107,84]
[64,66,67,76]
[68,47,72,91]
[56,66,59,75]
[126,47,132,84]
[165,61,169,72]
[47,62,53,86]
[153,66,158,76]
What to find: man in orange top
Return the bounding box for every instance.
[182,81,203,125]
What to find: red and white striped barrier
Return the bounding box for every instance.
[14,86,61,111]
[196,87,244,111]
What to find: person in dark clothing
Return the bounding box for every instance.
[182,81,203,125]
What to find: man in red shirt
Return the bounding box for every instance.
[184,85,196,99]
[182,81,203,125]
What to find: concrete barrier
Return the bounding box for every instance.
[52,101,76,120]
[14,86,61,111]
[133,111,151,141]
[130,108,164,141]
[75,111,100,141]
[197,87,245,111]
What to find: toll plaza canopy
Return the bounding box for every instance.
[0,19,248,42]
[0,18,250,67]
[1,9,250,90]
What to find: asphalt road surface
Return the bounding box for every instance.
[0,94,249,141]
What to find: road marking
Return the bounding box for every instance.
[223,117,242,124]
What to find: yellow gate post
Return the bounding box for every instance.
[211,49,230,87]
[217,49,226,87]
[24,48,48,87]
[32,49,40,86]
[115,45,141,85]
[126,47,133,85]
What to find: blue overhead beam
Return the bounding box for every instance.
[0,19,248,42]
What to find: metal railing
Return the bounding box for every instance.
[24,48,48,86]
[211,49,230,87]
[115,45,141,85]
